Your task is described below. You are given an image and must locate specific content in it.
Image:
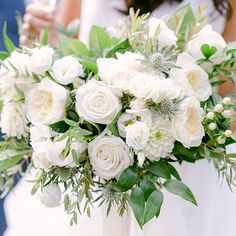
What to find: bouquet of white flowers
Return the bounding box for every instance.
[0,4,236,228]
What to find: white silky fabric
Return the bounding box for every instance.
[5,1,235,236]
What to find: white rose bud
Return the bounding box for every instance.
[214,104,223,113]
[222,97,232,105]
[125,122,150,150]
[222,110,231,119]
[52,56,83,85]
[224,130,232,138]
[217,136,226,144]
[208,122,217,131]
[137,151,145,167]
[39,184,61,208]
[206,112,215,120]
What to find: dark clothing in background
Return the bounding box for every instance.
[0,1,25,235]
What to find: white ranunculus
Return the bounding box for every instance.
[0,72,32,102]
[148,18,177,48]
[88,134,133,180]
[170,53,212,101]
[125,122,150,151]
[48,138,87,167]
[186,25,226,64]
[144,119,175,161]
[0,103,28,138]
[6,51,30,75]
[172,96,204,148]
[52,56,83,85]
[75,79,121,125]
[97,52,144,92]
[30,124,52,145]
[117,113,136,138]
[29,46,54,74]
[39,184,61,208]
[25,78,68,125]
[129,73,158,99]
[32,140,54,169]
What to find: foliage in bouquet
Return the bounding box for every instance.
[0,3,236,228]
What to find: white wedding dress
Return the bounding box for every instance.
[4,1,236,236]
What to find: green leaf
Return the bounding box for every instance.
[106,39,131,58]
[140,178,156,200]
[41,27,49,46]
[89,25,111,52]
[163,179,197,206]
[148,160,171,179]
[55,129,72,142]
[80,58,98,73]
[166,163,181,181]
[0,50,9,60]
[130,186,145,228]
[3,22,15,52]
[49,120,70,133]
[143,190,163,225]
[108,112,121,137]
[201,44,217,60]
[72,149,79,164]
[0,154,23,170]
[71,127,92,142]
[116,166,138,192]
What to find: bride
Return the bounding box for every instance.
[4,0,236,236]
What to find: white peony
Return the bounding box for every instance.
[88,133,133,180]
[30,124,52,145]
[52,56,83,85]
[148,18,177,48]
[25,78,68,125]
[39,184,61,208]
[170,53,212,101]
[144,119,175,161]
[186,25,226,64]
[125,122,150,151]
[29,46,54,74]
[97,52,144,92]
[0,103,28,138]
[172,96,204,148]
[75,79,121,125]
[0,72,32,102]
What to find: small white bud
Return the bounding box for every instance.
[214,104,223,113]
[224,130,232,137]
[222,110,231,119]
[217,136,226,144]
[206,112,215,120]
[137,151,145,167]
[208,122,217,130]
[222,97,232,105]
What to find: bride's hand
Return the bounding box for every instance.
[20,3,58,47]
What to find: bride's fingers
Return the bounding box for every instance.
[26,3,56,21]
[24,13,55,31]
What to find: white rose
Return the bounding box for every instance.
[30,124,52,145]
[52,56,83,85]
[125,122,150,150]
[32,140,54,169]
[88,134,133,180]
[0,72,32,102]
[97,52,144,92]
[48,138,87,167]
[148,18,177,48]
[170,53,212,101]
[6,51,30,75]
[186,25,226,64]
[25,78,68,125]
[117,113,136,137]
[39,184,61,208]
[172,96,204,148]
[0,103,28,138]
[75,79,121,125]
[29,46,54,74]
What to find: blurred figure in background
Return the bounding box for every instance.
[0,0,25,235]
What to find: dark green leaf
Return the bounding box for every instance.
[201,44,217,60]
[106,39,131,58]
[140,178,156,200]
[166,163,181,181]
[163,179,197,205]
[143,190,163,224]
[117,166,138,192]
[49,120,70,133]
[130,186,145,228]
[148,160,171,179]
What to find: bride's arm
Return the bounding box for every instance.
[219,0,236,95]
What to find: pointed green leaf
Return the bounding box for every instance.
[3,22,15,52]
[140,178,156,200]
[148,160,171,179]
